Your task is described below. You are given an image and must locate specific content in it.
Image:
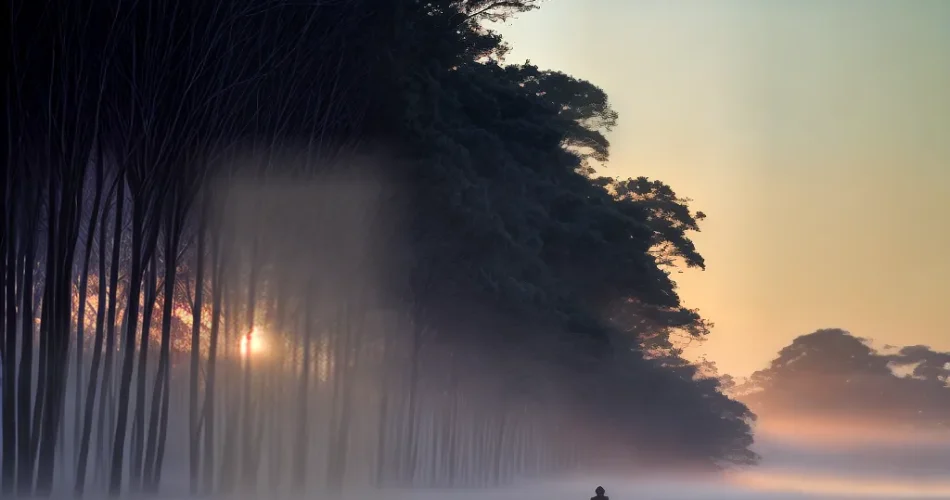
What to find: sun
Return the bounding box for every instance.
[239,327,268,357]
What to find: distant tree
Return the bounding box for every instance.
[743,329,950,429]
[888,345,950,385]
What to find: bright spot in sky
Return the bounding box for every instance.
[239,326,267,356]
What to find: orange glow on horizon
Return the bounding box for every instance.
[752,414,950,448]
[728,469,950,498]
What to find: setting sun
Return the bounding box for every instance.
[239,327,268,357]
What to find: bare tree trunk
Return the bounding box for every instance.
[37,153,87,495]
[95,182,124,489]
[30,247,48,473]
[240,237,259,491]
[109,188,164,496]
[2,182,19,494]
[130,248,158,491]
[291,283,313,493]
[218,271,239,495]
[74,152,105,468]
[16,205,38,495]
[143,205,180,491]
[110,196,153,495]
[75,182,116,495]
[325,312,344,493]
[150,358,171,489]
[327,304,363,496]
[31,170,60,496]
[402,317,423,486]
[267,288,287,492]
[188,196,208,494]
[202,222,224,495]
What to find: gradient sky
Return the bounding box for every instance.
[496,0,950,376]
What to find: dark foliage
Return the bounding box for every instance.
[741,329,950,429]
[3,0,757,494]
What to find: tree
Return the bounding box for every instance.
[743,329,950,429]
[888,345,950,385]
[5,0,760,496]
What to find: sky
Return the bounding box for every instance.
[496,0,950,376]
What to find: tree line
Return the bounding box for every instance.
[737,328,950,429]
[2,0,756,497]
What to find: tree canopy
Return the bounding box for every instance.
[739,329,950,430]
[3,0,756,496]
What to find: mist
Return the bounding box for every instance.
[6,1,947,498]
[1,159,731,497]
[7,167,948,500]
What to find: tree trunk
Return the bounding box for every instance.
[240,238,259,491]
[74,155,105,469]
[143,206,180,491]
[95,183,125,489]
[31,180,59,483]
[16,213,38,495]
[267,289,287,492]
[2,191,18,495]
[402,317,423,486]
[218,275,239,495]
[36,160,86,495]
[291,284,313,493]
[75,183,116,495]
[109,195,145,496]
[130,249,159,491]
[150,358,171,489]
[327,305,363,496]
[202,223,224,495]
[187,196,208,494]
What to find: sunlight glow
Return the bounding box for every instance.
[239,327,268,357]
[728,469,950,498]
[753,415,950,448]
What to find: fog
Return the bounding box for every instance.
[6,168,949,500]
[719,418,950,499]
[55,463,950,500]
[4,165,730,497]
[364,426,950,499]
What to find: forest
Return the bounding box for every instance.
[737,329,950,429]
[2,0,755,497]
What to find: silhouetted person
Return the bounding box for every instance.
[592,485,609,500]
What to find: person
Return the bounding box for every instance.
[591,485,609,500]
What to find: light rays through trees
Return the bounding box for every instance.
[2,0,756,497]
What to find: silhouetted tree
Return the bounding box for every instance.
[4,0,760,496]
[742,329,950,429]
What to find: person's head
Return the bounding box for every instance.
[595,486,606,496]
